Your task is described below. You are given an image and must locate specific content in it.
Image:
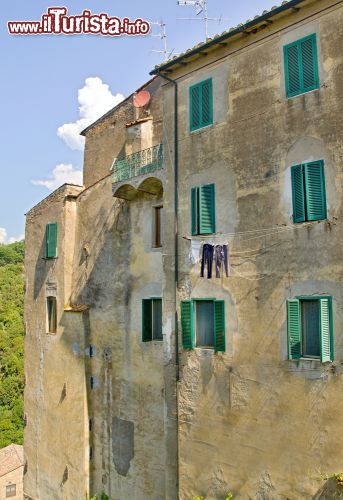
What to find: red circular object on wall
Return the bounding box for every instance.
[133,90,151,108]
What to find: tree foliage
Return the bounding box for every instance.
[0,241,24,448]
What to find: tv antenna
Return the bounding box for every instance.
[177,0,228,40]
[150,20,176,61]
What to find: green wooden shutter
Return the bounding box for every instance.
[201,79,213,127]
[291,165,306,223]
[284,34,319,97]
[320,298,332,362]
[199,184,215,234]
[190,85,201,131]
[181,300,194,349]
[214,300,226,352]
[191,187,198,236]
[300,34,319,93]
[284,43,301,97]
[46,223,57,258]
[142,299,152,342]
[287,300,301,359]
[304,161,326,221]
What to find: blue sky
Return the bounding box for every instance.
[1,0,280,242]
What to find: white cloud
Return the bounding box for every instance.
[32,163,83,191]
[0,228,24,244]
[57,77,125,151]
[0,228,7,244]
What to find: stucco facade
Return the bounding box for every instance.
[156,0,343,498]
[24,0,343,498]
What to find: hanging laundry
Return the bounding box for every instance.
[189,239,203,264]
[215,244,230,278]
[200,244,214,279]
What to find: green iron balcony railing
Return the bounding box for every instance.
[112,143,163,183]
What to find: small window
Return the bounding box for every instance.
[142,298,163,341]
[191,184,216,235]
[153,206,163,248]
[189,78,213,131]
[47,296,57,333]
[291,160,326,223]
[45,222,58,259]
[181,299,225,352]
[284,33,319,98]
[287,297,333,362]
[6,484,16,497]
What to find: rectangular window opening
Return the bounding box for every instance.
[301,300,320,358]
[142,298,163,342]
[287,296,333,362]
[195,300,215,348]
[153,206,163,248]
[6,484,16,498]
[47,296,57,334]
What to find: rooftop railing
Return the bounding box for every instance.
[112,143,163,183]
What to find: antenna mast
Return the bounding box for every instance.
[177,0,228,40]
[150,20,175,61]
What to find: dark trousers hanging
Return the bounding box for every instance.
[200,244,214,279]
[215,245,229,278]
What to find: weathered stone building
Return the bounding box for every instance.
[25,0,343,498]
[0,444,24,499]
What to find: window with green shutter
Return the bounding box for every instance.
[189,78,213,131]
[284,34,319,98]
[142,298,162,342]
[291,160,326,223]
[45,222,58,259]
[287,296,333,362]
[180,299,225,352]
[191,184,216,235]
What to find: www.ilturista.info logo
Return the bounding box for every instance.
[8,7,151,36]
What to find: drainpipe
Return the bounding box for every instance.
[156,71,180,498]
[157,72,179,380]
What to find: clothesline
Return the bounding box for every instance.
[182,220,323,242]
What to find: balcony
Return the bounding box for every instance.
[112,143,164,200]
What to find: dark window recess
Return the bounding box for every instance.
[89,345,95,358]
[90,377,94,389]
[89,418,93,432]
[181,299,225,352]
[287,297,333,362]
[142,298,163,342]
[291,161,327,223]
[89,447,93,460]
[191,184,216,235]
[6,484,16,497]
[47,296,57,333]
[196,301,215,347]
[154,206,163,248]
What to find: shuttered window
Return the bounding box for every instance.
[191,184,216,235]
[189,78,213,131]
[291,161,326,223]
[142,298,163,342]
[46,222,58,259]
[180,299,225,352]
[284,34,319,98]
[287,297,333,362]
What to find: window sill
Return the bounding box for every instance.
[42,257,58,261]
[286,87,320,100]
[189,123,214,135]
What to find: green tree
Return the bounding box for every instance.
[0,240,24,448]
